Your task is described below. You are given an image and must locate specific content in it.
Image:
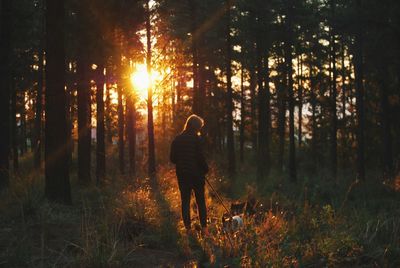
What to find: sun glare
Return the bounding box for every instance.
[130,64,150,99]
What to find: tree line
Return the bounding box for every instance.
[0,0,399,203]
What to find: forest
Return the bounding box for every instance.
[0,0,399,267]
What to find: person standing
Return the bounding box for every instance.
[170,114,209,235]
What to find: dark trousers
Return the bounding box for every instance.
[177,177,207,229]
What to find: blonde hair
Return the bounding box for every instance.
[183,114,204,133]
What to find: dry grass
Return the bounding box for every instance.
[1,160,399,267]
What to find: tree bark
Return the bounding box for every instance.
[146,0,156,178]
[11,86,19,173]
[126,90,136,178]
[239,65,245,163]
[354,0,365,181]
[20,96,28,155]
[277,57,286,173]
[256,40,270,181]
[118,84,125,175]
[189,0,199,115]
[341,38,347,164]
[298,55,303,147]
[285,3,296,182]
[330,0,338,180]
[0,0,12,189]
[34,48,44,169]
[44,0,71,203]
[249,65,257,151]
[105,84,113,144]
[309,53,317,172]
[77,1,91,184]
[96,65,106,185]
[225,0,235,176]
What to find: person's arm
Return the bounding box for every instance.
[170,138,177,164]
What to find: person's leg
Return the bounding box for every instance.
[178,179,192,230]
[193,181,207,228]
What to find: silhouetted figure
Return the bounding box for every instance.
[170,114,209,235]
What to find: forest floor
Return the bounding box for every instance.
[0,163,239,267]
[1,156,400,267]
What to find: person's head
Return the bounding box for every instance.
[183,114,204,135]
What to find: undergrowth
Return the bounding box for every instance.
[0,153,399,267]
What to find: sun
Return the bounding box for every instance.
[130,64,151,100]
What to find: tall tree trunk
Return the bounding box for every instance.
[35,48,44,169]
[126,91,136,178]
[66,64,74,164]
[225,0,235,176]
[277,57,286,173]
[239,65,245,163]
[44,0,71,203]
[264,51,271,172]
[96,64,106,185]
[298,55,303,147]
[249,65,257,151]
[189,0,199,115]
[11,86,19,173]
[77,2,91,184]
[330,0,338,180]
[309,54,317,172]
[354,0,365,181]
[341,38,347,164]
[0,0,12,189]
[105,84,112,144]
[256,36,270,181]
[285,4,296,182]
[146,0,156,178]
[118,84,125,175]
[20,96,27,155]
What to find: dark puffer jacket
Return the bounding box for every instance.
[170,130,209,180]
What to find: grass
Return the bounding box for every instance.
[0,151,399,267]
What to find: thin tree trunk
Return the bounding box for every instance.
[309,54,317,172]
[65,65,73,164]
[20,96,27,155]
[256,29,270,181]
[96,64,106,185]
[11,86,18,173]
[298,55,303,147]
[35,48,44,169]
[341,39,346,130]
[105,84,112,144]
[330,0,338,180]
[277,57,286,173]
[354,0,365,181]
[239,65,245,163]
[225,0,235,177]
[77,1,91,184]
[0,0,12,189]
[44,0,71,203]
[146,0,156,178]
[189,0,198,115]
[118,84,125,175]
[341,38,347,164]
[126,90,136,178]
[285,3,296,182]
[249,65,257,151]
